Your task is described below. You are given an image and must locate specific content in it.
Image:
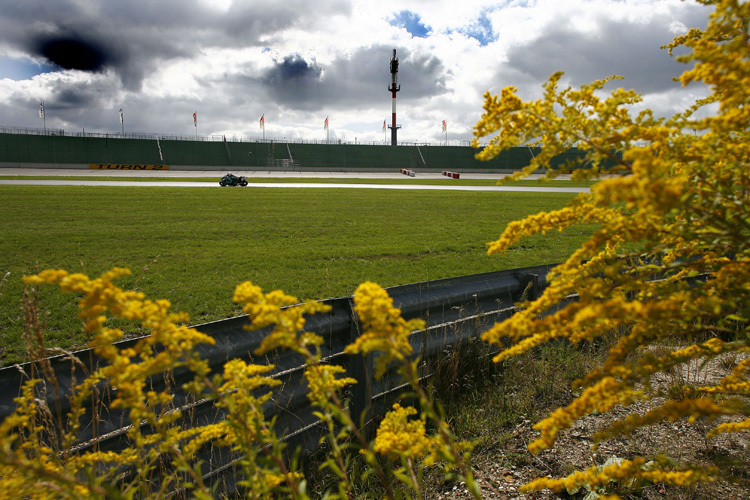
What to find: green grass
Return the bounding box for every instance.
[0,175,597,188]
[0,185,593,365]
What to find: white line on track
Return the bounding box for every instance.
[0,179,589,192]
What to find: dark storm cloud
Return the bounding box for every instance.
[505,23,676,93]
[265,54,323,83]
[3,1,177,88]
[0,0,350,90]
[398,51,448,98]
[55,88,94,108]
[35,36,113,71]
[253,54,324,108]
[244,46,448,111]
[502,3,711,95]
[46,77,119,112]
[14,75,126,132]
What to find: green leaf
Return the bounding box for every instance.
[393,468,413,487]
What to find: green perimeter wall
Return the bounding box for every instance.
[0,133,588,171]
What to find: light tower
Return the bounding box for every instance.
[388,49,401,146]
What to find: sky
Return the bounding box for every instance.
[0,0,713,145]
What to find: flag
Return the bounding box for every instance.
[324,117,328,130]
[260,114,265,129]
[39,102,44,118]
[442,119,447,132]
[382,119,386,132]
[119,109,123,123]
[193,112,197,126]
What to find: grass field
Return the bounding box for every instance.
[0,184,593,365]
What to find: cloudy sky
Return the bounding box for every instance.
[0,0,712,145]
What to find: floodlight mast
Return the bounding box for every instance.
[388,49,401,146]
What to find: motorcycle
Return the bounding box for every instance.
[219,173,248,186]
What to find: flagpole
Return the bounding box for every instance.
[119,108,124,135]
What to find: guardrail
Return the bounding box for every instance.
[0,263,558,492]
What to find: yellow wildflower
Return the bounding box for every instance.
[473,0,750,494]
[373,404,440,460]
[304,364,357,407]
[346,282,426,378]
[233,280,330,356]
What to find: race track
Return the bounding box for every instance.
[0,169,591,193]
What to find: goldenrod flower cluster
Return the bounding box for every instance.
[0,379,96,500]
[373,404,442,463]
[233,280,330,356]
[22,268,215,432]
[1,269,229,498]
[5,272,477,499]
[304,364,357,407]
[525,456,718,496]
[345,281,426,378]
[347,285,478,498]
[473,0,750,494]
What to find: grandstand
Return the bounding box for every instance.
[0,129,588,172]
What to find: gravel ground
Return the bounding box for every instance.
[428,352,750,500]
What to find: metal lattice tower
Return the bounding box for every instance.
[388,49,401,146]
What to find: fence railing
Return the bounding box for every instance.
[0,263,559,491]
[0,125,473,147]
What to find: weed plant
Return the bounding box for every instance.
[426,334,612,447]
[0,269,493,499]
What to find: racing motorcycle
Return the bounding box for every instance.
[219,173,248,186]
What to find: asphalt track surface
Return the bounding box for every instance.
[0,168,590,193]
